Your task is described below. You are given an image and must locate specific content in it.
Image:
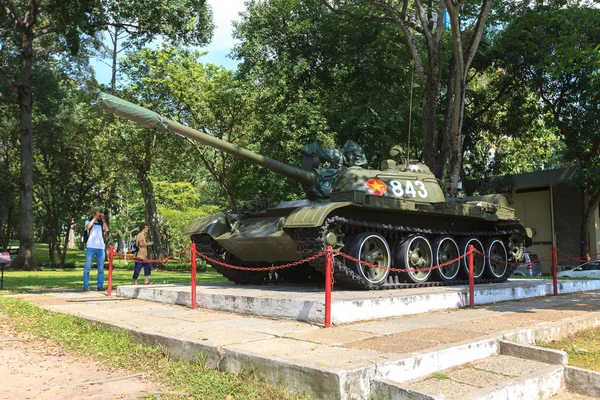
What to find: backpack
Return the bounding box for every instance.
[129,239,139,255]
[83,228,91,245]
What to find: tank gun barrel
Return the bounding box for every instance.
[97,92,318,187]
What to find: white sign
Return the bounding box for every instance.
[0,252,10,264]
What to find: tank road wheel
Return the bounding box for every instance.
[345,232,391,288]
[397,235,433,284]
[432,236,461,282]
[459,237,485,279]
[484,238,508,279]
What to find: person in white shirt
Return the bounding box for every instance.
[83,207,109,291]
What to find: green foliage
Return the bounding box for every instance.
[159,203,220,255]
[31,63,110,260]
[120,46,259,210]
[495,5,600,174]
[102,0,213,48]
[0,102,19,248]
[233,0,416,179]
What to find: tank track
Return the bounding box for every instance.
[194,215,520,289]
[295,216,519,290]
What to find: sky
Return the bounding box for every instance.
[93,0,247,85]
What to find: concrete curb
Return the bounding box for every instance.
[371,379,444,400]
[117,280,600,324]
[499,341,567,365]
[465,364,563,400]
[564,366,600,398]
[375,337,500,383]
[502,312,600,344]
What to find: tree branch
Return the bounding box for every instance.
[462,0,492,74]
[318,0,398,25]
[0,0,22,26]
[108,21,143,34]
[0,66,17,94]
[585,139,600,166]
[34,26,61,38]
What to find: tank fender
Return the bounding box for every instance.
[185,214,230,238]
[284,201,352,228]
[525,228,534,247]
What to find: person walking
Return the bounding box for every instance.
[133,223,153,285]
[83,207,109,291]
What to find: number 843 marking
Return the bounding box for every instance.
[390,180,428,198]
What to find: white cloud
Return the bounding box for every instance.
[201,0,246,67]
[92,0,246,83]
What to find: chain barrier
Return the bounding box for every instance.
[112,246,191,264]
[472,249,525,267]
[191,246,468,274]
[107,242,597,275]
[194,249,327,272]
[556,248,600,264]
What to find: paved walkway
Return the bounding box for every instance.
[9,287,600,399]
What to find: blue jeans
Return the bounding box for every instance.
[84,248,105,289]
[133,262,152,280]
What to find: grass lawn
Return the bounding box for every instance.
[0,243,306,399]
[0,267,227,291]
[1,242,226,291]
[0,297,308,400]
[541,327,600,371]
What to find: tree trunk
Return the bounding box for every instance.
[442,58,467,197]
[13,12,37,271]
[421,54,443,180]
[111,25,119,93]
[138,174,164,261]
[222,181,237,213]
[0,205,4,250]
[49,230,56,263]
[60,217,73,267]
[580,188,600,260]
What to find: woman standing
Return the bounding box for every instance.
[133,223,153,285]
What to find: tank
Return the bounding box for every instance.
[98,92,532,289]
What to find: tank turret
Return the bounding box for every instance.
[98,92,531,290]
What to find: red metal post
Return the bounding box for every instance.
[324,246,333,328]
[107,247,114,296]
[468,245,474,307]
[552,246,558,296]
[191,243,197,309]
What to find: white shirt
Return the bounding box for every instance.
[85,219,105,249]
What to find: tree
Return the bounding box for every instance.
[32,65,107,266]
[97,0,214,91]
[319,0,493,193]
[0,0,103,269]
[120,46,258,212]
[233,0,416,172]
[461,65,565,184]
[496,4,600,259]
[0,101,19,250]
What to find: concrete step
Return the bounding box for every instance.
[550,390,597,400]
[372,354,564,400]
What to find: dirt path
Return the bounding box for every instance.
[0,314,167,400]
